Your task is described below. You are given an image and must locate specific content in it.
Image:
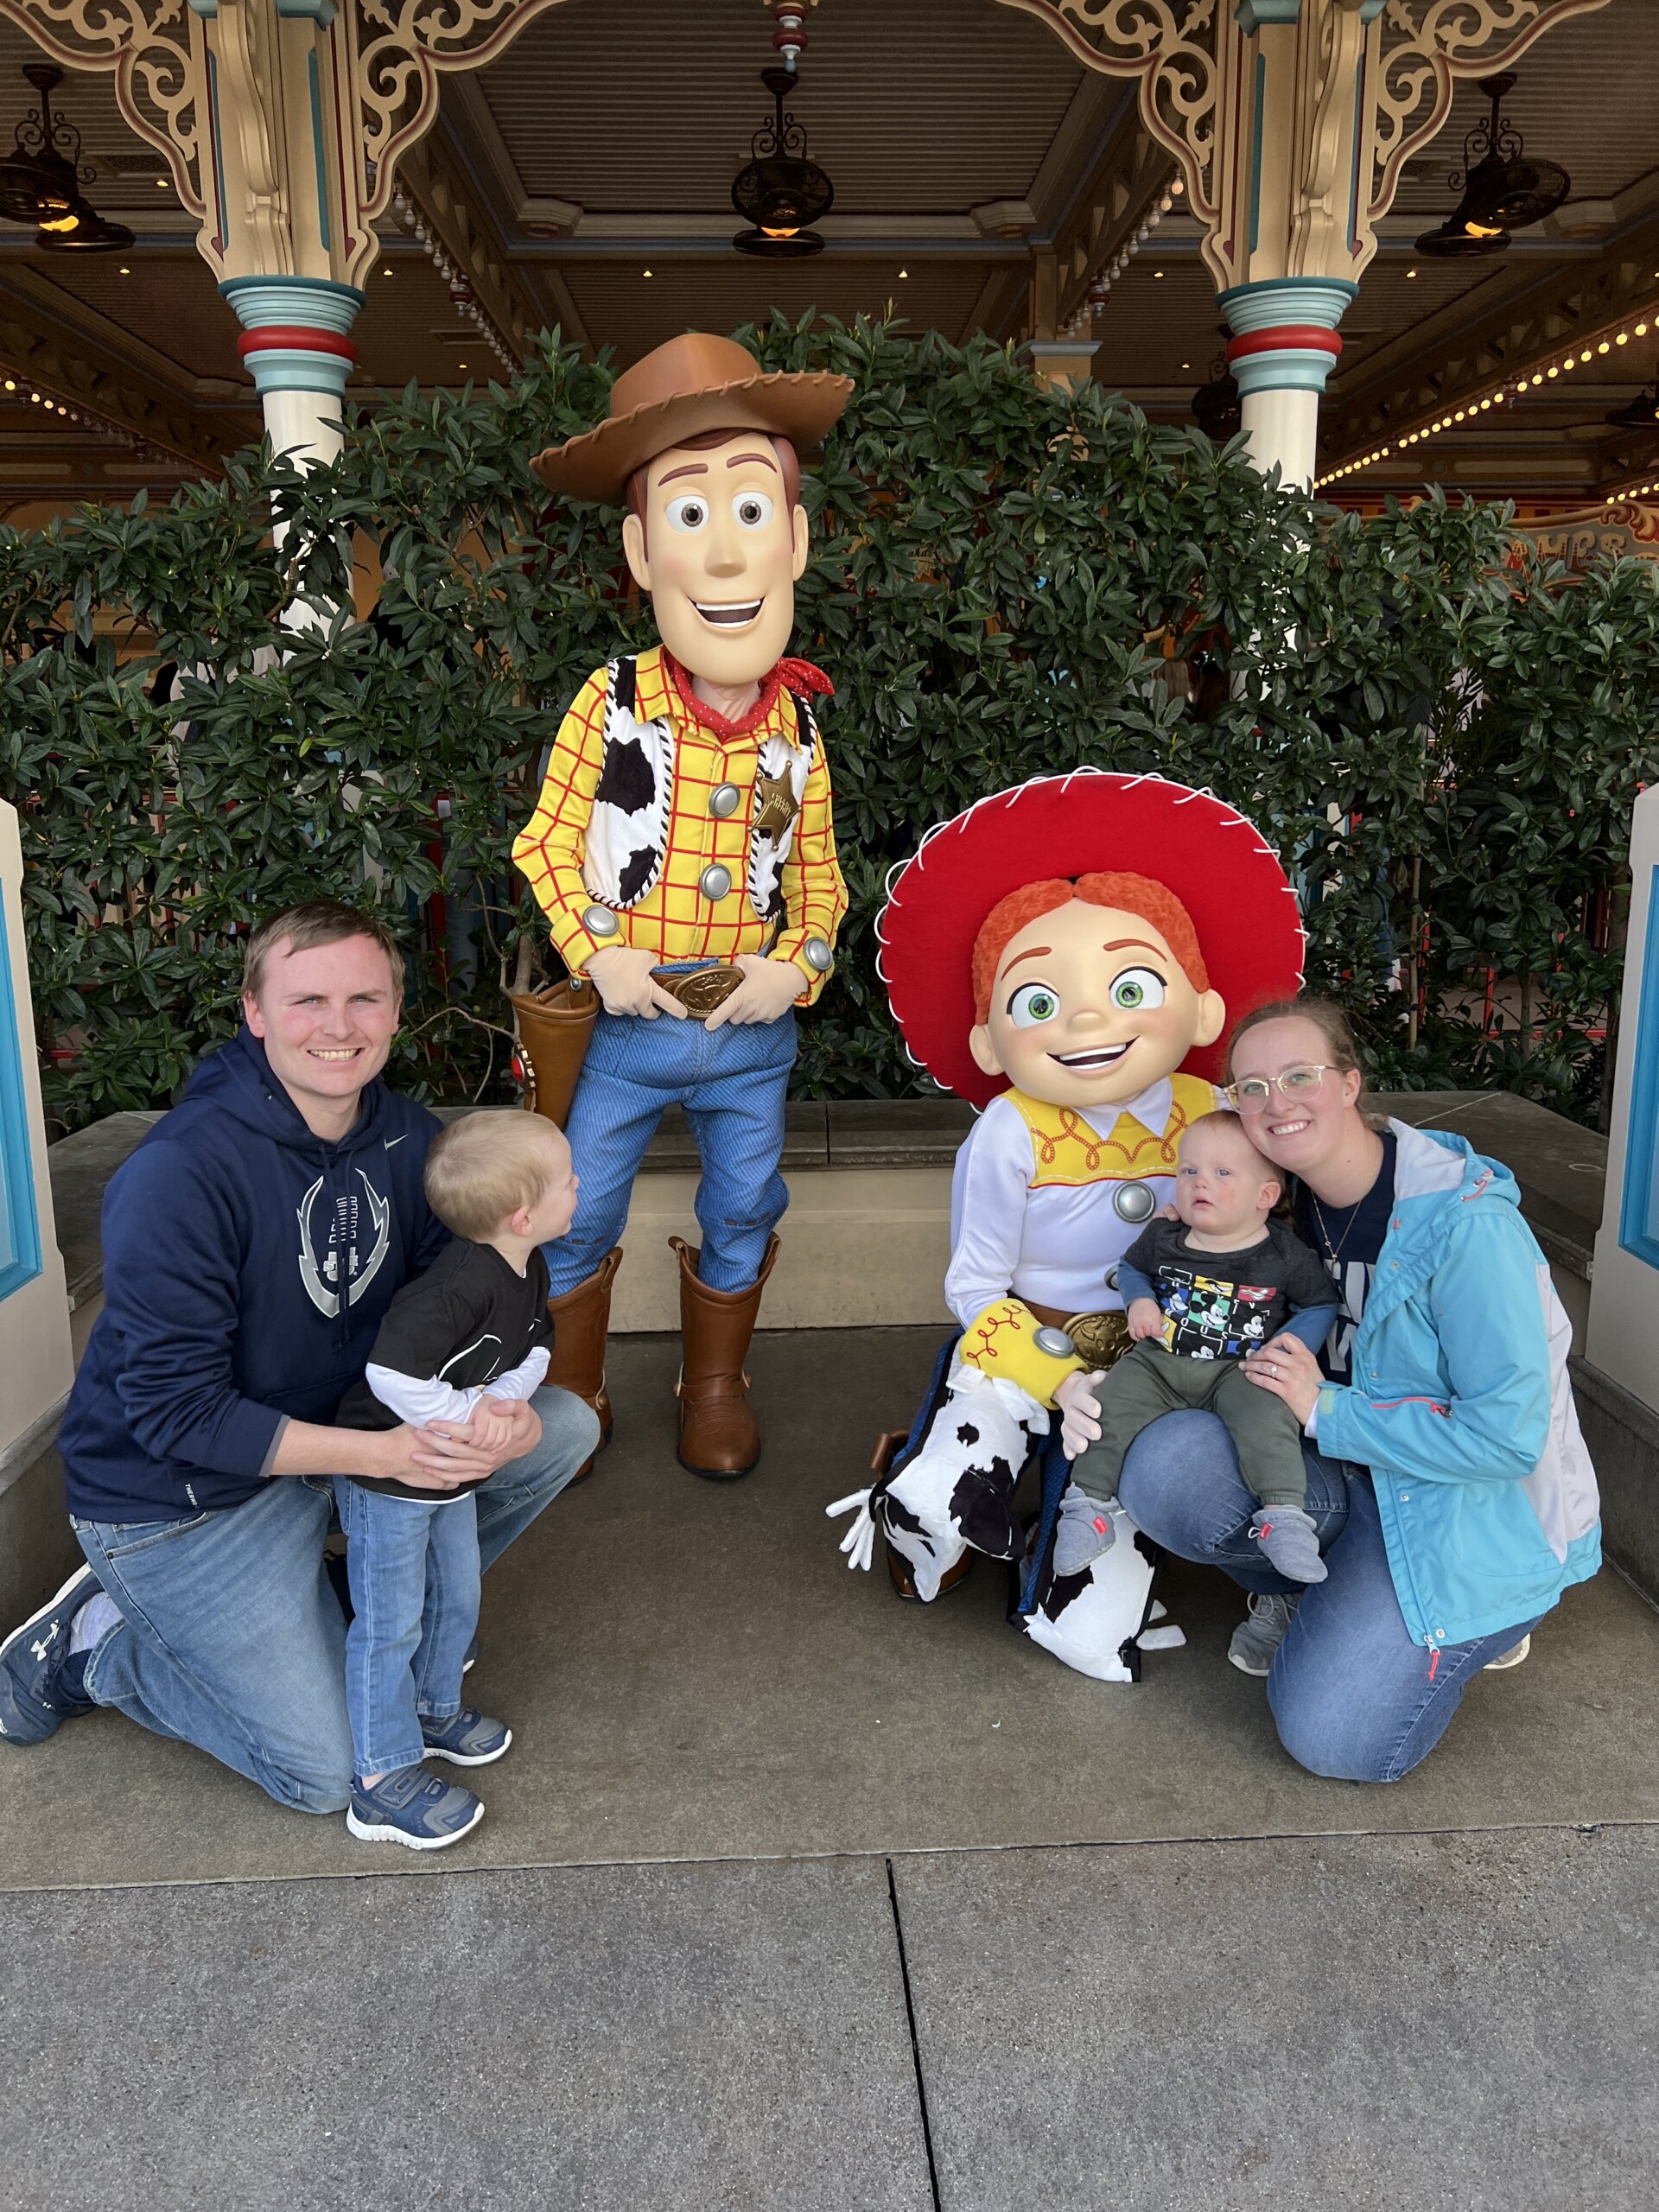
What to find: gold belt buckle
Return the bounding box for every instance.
[652,965,743,1014]
[1063,1309,1131,1370]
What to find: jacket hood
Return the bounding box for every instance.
[179,1026,397,1156]
[1389,1119,1522,1217]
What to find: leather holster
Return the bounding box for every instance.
[510,977,599,1129]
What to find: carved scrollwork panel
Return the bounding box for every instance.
[994,0,1224,247]
[1369,0,1612,226]
[0,1,207,219]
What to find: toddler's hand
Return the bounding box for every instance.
[1127,1297,1164,1341]
[467,1402,518,1455]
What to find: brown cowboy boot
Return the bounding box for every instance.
[670,1232,780,1479]
[544,1245,623,1480]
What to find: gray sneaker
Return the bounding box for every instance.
[1227,1592,1299,1678]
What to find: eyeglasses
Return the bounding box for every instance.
[1224,1063,1335,1110]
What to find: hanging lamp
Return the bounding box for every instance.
[1414,72,1569,259]
[0,63,135,251]
[732,67,834,259]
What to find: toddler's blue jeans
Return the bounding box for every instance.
[333,1477,478,1780]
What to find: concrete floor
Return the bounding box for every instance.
[5,1328,1659,2209]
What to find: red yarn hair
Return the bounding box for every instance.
[971,872,1209,1023]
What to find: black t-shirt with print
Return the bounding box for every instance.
[1293,1128,1396,1382]
[1120,1216,1337,1363]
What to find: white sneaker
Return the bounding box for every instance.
[1484,1633,1531,1672]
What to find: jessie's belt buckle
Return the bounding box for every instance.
[1063,1310,1131,1370]
[651,965,744,1015]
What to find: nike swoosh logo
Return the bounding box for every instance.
[385,1135,407,1149]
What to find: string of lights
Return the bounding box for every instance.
[1317,299,1659,491]
[0,364,171,459]
[1086,175,1184,317]
[390,188,519,373]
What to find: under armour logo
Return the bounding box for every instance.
[29,1619,60,1664]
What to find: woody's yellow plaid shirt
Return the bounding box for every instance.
[512,645,848,1004]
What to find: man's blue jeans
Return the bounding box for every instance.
[69,1385,600,1815]
[548,998,795,1296]
[1116,1411,1542,1783]
[333,1479,479,1779]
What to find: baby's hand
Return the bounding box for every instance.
[1127,1297,1164,1342]
[467,1402,518,1455]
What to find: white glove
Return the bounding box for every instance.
[702,953,804,1029]
[583,944,687,1020]
[827,1487,878,1573]
[1052,1368,1107,1459]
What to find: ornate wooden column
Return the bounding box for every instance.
[0,0,580,467]
[995,0,1612,486]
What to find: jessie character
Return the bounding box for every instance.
[830,772,1305,1603]
[512,334,852,1480]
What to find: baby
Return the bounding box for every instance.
[1053,1111,1338,1583]
[333,1111,578,1850]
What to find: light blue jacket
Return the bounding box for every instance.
[1315,1122,1601,1649]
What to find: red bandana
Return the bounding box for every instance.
[664,651,834,739]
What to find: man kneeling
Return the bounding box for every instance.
[0,901,599,1815]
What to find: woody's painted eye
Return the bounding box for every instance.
[1007,982,1061,1027]
[1110,966,1166,1012]
[733,491,774,529]
[665,495,709,532]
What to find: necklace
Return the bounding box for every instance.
[1307,1189,1360,1267]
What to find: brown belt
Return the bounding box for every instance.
[1026,1300,1131,1371]
[651,965,744,1014]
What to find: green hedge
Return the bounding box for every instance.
[3,316,1657,1131]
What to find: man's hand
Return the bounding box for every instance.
[412,1395,541,1483]
[1053,1368,1106,1460]
[1127,1297,1164,1342]
[702,952,804,1030]
[585,944,688,1020]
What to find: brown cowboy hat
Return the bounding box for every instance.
[531,331,853,504]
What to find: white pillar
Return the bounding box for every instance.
[0,798,74,1466]
[1590,785,1659,1413]
[1218,280,1357,489]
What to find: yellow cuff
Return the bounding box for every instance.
[957,1299,1084,1409]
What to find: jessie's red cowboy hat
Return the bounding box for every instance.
[531,332,853,505]
[879,771,1306,1109]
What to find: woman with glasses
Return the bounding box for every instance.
[1067,994,1602,1781]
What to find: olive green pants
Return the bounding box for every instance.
[1070,1341,1307,1511]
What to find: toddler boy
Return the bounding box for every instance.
[333,1112,578,1848]
[1055,1111,1337,1583]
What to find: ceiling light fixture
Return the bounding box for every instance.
[0,64,136,251]
[732,66,833,258]
[1414,71,1568,259]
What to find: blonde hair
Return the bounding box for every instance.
[423,1112,567,1243]
[1183,1108,1281,1174]
[242,900,403,1002]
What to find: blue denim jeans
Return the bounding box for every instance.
[548,995,796,1295]
[70,1383,601,1815]
[1116,1411,1542,1783]
[333,1479,479,1778]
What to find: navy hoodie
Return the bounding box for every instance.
[60,1028,448,1523]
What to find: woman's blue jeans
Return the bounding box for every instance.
[548,1001,796,1295]
[1117,1411,1542,1783]
[70,1384,601,1815]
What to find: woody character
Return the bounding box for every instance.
[512,334,851,1480]
[830,772,1305,1603]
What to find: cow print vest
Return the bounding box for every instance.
[579,655,819,924]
